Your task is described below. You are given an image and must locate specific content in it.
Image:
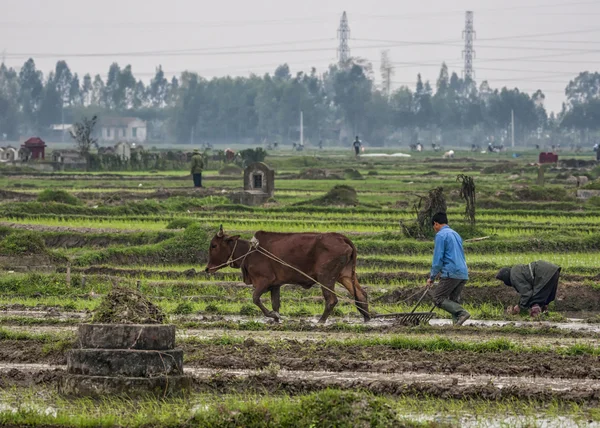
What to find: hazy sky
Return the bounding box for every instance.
[2,0,599,112]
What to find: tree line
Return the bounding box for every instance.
[0,57,598,146]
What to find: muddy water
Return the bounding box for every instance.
[431,318,600,333]
[1,362,597,393]
[186,366,600,392]
[4,308,600,334]
[4,324,599,348]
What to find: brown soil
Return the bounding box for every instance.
[2,339,600,380]
[0,190,36,202]
[377,283,600,312]
[2,363,600,403]
[183,341,600,379]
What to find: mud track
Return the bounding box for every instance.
[1,364,600,402]
[2,338,600,380]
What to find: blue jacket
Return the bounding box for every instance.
[430,225,469,281]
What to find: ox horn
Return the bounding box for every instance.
[217,224,224,237]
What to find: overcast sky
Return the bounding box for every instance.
[2,0,599,113]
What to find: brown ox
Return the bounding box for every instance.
[204,226,370,323]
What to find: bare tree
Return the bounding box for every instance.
[70,115,97,167]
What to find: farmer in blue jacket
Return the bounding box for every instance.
[427,212,471,326]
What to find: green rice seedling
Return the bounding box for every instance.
[204,303,221,314]
[239,304,260,316]
[172,301,195,315]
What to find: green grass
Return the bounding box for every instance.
[0,388,597,427]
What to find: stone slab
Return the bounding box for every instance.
[77,324,175,350]
[67,349,183,377]
[59,374,191,398]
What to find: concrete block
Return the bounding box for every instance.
[77,324,175,350]
[59,374,191,398]
[67,349,183,377]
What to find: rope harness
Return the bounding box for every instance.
[208,236,426,316]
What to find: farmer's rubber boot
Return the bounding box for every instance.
[439,299,470,326]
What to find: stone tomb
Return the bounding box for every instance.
[229,162,275,206]
[60,324,191,397]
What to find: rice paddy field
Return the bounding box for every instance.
[1,149,600,427]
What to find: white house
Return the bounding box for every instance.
[99,117,147,143]
[1,147,18,162]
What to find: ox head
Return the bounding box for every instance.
[204,225,240,273]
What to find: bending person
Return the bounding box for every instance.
[496,261,561,317]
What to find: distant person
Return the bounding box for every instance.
[318,140,323,150]
[428,212,470,326]
[353,136,362,157]
[190,149,204,188]
[496,261,561,317]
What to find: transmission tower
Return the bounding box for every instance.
[462,11,475,80]
[337,11,351,67]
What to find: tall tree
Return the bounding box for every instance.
[81,73,93,106]
[69,73,81,106]
[38,73,62,127]
[333,61,373,135]
[18,58,44,130]
[91,74,105,106]
[149,65,168,107]
[54,60,73,106]
[0,63,20,139]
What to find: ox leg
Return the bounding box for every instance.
[318,284,338,324]
[340,277,370,322]
[252,286,280,322]
[270,286,282,322]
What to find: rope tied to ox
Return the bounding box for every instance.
[209,236,429,317]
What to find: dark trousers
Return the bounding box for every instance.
[192,173,202,188]
[430,278,467,306]
[354,147,360,155]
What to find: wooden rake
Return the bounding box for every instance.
[372,284,436,326]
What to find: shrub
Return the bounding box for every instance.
[0,232,47,256]
[37,189,81,205]
[238,147,267,165]
[367,170,379,176]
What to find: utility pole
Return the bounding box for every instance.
[462,11,475,80]
[337,11,351,67]
[190,125,194,145]
[61,99,65,143]
[380,50,394,99]
[300,111,304,147]
[511,109,515,148]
